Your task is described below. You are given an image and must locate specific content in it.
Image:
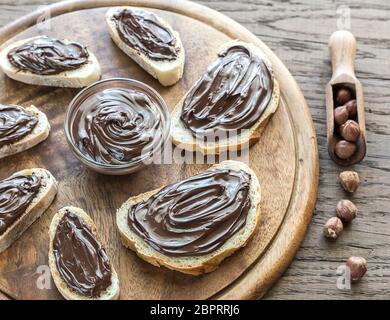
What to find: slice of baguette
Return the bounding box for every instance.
[0,168,58,253]
[171,41,280,155]
[106,7,185,86]
[48,206,120,300]
[117,160,261,275]
[0,105,50,159]
[0,36,101,88]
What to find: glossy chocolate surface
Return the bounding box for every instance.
[128,169,252,256]
[52,211,112,297]
[0,174,41,236]
[70,87,163,165]
[7,36,89,75]
[180,44,273,137]
[0,105,38,147]
[112,9,179,61]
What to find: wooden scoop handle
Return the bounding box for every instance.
[329,30,356,80]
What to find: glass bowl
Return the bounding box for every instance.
[64,78,171,175]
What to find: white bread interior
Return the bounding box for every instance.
[0,168,58,253]
[106,7,185,86]
[0,105,50,159]
[116,160,261,276]
[171,41,280,155]
[0,36,101,88]
[48,206,120,300]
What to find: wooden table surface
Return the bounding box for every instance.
[0,0,389,300]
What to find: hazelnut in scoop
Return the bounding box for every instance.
[334,106,349,125]
[340,120,361,142]
[335,140,357,159]
[336,87,353,106]
[345,99,357,118]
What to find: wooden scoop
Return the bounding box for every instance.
[326,30,367,166]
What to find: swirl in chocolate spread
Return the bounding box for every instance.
[0,105,38,147]
[128,169,252,256]
[7,36,89,75]
[112,9,179,61]
[71,88,163,165]
[0,174,41,236]
[180,45,273,137]
[52,210,112,297]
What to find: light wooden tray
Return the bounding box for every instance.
[0,0,319,300]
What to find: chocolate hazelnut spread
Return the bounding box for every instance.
[0,105,38,147]
[112,8,179,61]
[7,36,89,75]
[180,44,273,137]
[0,174,41,236]
[128,169,252,256]
[71,87,163,165]
[52,210,112,297]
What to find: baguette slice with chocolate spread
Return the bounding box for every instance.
[117,160,261,275]
[106,7,185,86]
[0,168,57,253]
[49,207,120,300]
[171,41,280,155]
[0,36,101,88]
[0,104,50,159]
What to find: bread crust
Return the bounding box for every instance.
[0,168,58,253]
[170,41,280,155]
[0,105,50,159]
[106,7,185,86]
[116,160,261,275]
[0,36,101,88]
[48,206,120,300]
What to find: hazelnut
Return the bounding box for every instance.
[339,171,360,193]
[334,140,357,159]
[340,120,361,142]
[336,199,358,222]
[334,106,349,125]
[345,99,357,118]
[323,217,343,240]
[346,256,367,282]
[336,87,353,106]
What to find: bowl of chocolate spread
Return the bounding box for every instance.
[65,78,170,175]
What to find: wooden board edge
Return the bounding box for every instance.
[0,0,319,300]
[0,291,11,300]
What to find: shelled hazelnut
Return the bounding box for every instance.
[334,106,349,125]
[345,99,357,118]
[334,140,357,159]
[336,199,358,222]
[323,217,343,240]
[339,171,360,193]
[346,256,367,282]
[340,120,361,142]
[336,87,352,106]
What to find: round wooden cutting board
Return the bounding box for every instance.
[0,0,319,300]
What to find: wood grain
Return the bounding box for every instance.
[0,0,389,300]
[0,1,318,299]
